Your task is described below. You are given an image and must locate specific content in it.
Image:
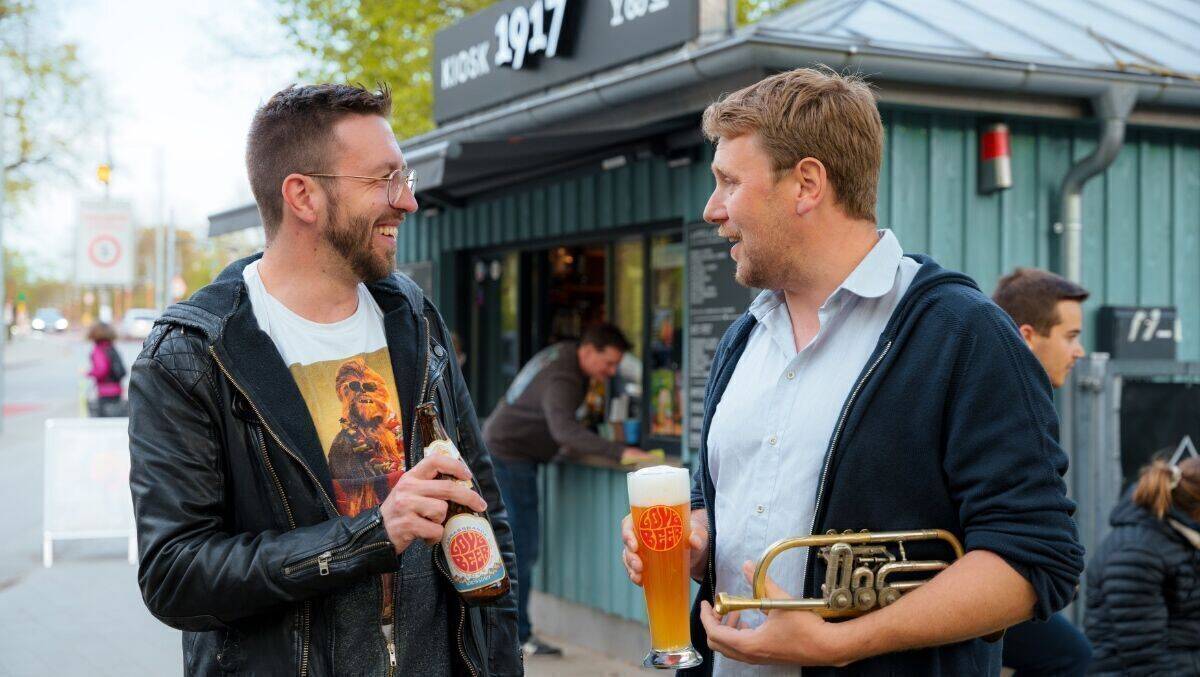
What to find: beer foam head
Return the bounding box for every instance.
[627,465,690,507]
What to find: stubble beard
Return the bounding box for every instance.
[734,237,787,291]
[322,200,396,283]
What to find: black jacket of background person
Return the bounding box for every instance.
[127,255,520,677]
[683,256,1084,677]
[482,341,626,463]
[1085,491,1200,675]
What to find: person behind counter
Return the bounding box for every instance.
[484,322,657,656]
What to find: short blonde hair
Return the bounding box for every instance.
[702,67,882,222]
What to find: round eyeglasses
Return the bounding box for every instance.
[301,167,417,207]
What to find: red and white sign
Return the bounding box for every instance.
[75,200,134,286]
[979,123,1013,193]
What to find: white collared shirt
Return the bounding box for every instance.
[708,230,918,677]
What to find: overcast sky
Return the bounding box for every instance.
[10,0,305,275]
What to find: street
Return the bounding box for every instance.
[0,332,175,675]
[0,331,644,676]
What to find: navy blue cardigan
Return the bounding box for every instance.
[684,256,1084,677]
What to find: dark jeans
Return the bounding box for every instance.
[89,396,128,418]
[1003,612,1092,676]
[492,456,540,644]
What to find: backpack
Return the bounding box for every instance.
[104,344,127,382]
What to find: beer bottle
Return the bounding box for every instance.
[416,403,510,605]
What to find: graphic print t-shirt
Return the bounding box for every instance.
[243,261,405,622]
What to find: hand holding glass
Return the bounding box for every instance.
[627,466,702,670]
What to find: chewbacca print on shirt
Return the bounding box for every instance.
[289,351,406,517]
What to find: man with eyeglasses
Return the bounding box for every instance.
[128,83,520,676]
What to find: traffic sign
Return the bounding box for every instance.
[75,200,134,286]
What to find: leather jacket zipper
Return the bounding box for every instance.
[301,600,312,677]
[383,580,398,675]
[252,424,296,532]
[387,547,400,673]
[282,513,386,576]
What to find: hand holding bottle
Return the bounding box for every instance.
[380,454,486,553]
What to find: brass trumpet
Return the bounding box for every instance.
[713,529,963,618]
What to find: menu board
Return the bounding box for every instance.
[685,223,759,452]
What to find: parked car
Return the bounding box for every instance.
[31,307,68,333]
[120,308,158,340]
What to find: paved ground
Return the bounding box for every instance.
[524,639,650,676]
[0,332,645,675]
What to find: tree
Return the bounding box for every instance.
[274,0,805,137]
[4,246,71,316]
[737,0,807,25]
[0,0,103,206]
[275,0,494,138]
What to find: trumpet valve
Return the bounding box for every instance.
[878,586,902,607]
[828,587,853,611]
[853,587,877,611]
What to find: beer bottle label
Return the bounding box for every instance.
[442,513,506,592]
[426,440,472,488]
[636,505,684,551]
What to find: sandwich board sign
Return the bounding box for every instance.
[42,418,136,566]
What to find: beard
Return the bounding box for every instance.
[733,237,787,290]
[321,198,396,282]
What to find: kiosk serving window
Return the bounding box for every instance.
[465,223,686,455]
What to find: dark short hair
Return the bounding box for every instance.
[993,268,1090,336]
[87,322,116,343]
[246,83,392,241]
[580,323,631,353]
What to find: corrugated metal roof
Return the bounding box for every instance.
[757,0,1200,79]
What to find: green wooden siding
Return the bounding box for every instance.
[401,109,1200,622]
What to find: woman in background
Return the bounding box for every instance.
[1085,455,1200,675]
[85,322,125,416]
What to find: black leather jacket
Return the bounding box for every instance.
[128,255,521,676]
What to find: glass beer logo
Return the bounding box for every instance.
[636,505,683,551]
[450,528,492,574]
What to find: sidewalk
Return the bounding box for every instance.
[526,638,650,676]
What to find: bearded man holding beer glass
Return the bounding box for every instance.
[621,67,1083,675]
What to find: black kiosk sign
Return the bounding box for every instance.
[434,0,698,122]
[686,222,759,451]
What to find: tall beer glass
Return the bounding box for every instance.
[628,466,702,669]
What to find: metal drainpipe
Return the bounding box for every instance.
[1056,85,1137,283]
[1056,85,1136,542]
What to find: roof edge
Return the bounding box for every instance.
[401,31,1200,153]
